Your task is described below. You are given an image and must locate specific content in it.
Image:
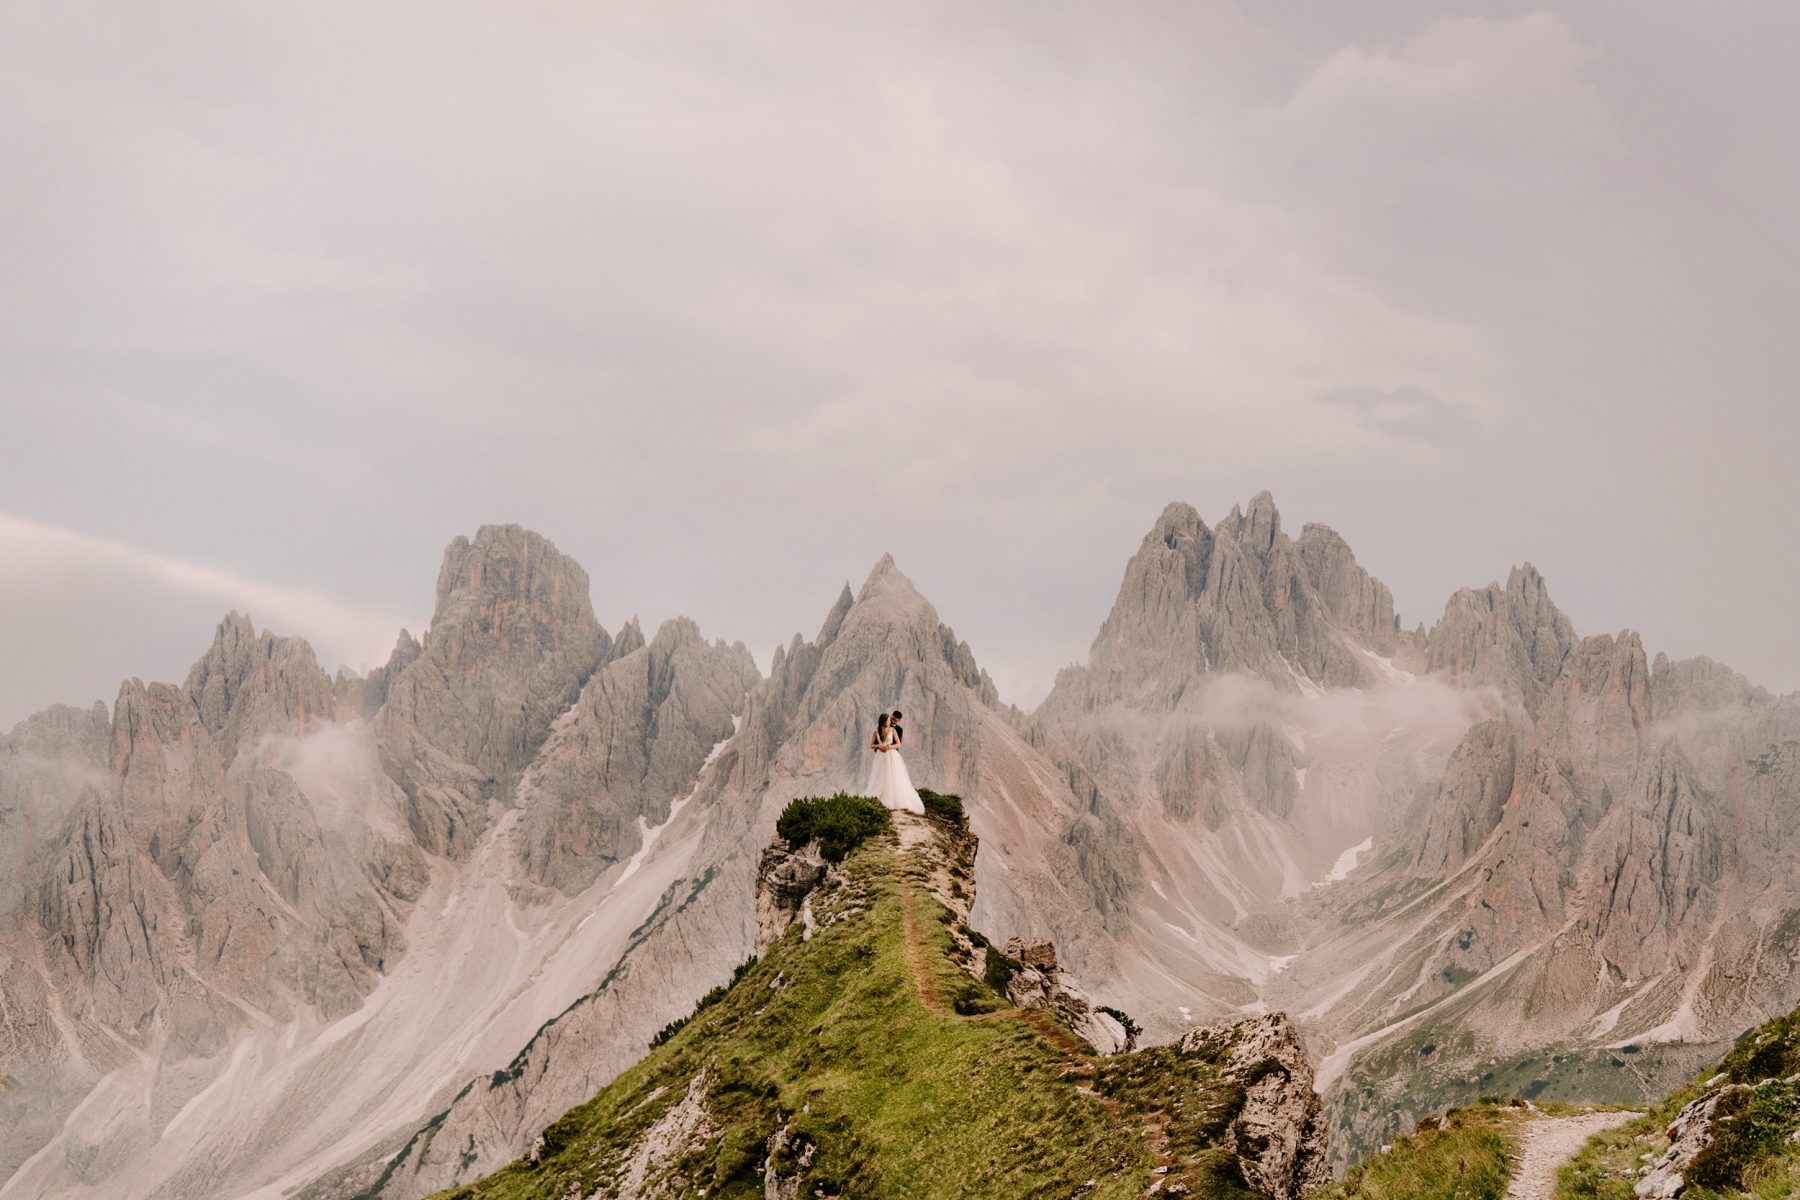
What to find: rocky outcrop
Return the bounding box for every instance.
[1179,1013,1330,1200]
[998,937,1133,1055]
[755,837,827,952]
[1635,1087,1730,1200]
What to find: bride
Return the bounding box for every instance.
[865,712,924,814]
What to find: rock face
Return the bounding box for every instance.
[1179,1013,1331,1200]
[755,838,827,952]
[0,527,763,1200]
[377,524,611,857]
[999,937,1133,1055]
[518,616,759,893]
[1424,563,1576,713]
[1635,1088,1730,1199]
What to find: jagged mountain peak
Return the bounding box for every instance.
[855,551,924,605]
[183,609,335,761]
[1048,493,1391,712]
[431,524,600,635]
[816,581,855,646]
[611,614,647,659]
[1153,498,1205,530]
[1233,488,1282,555]
[1426,560,1577,709]
[377,526,612,856]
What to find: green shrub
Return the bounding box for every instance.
[917,787,967,831]
[1099,1005,1142,1042]
[776,793,892,862]
[1687,1080,1800,1192]
[983,944,1019,996]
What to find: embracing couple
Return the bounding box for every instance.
[865,710,923,815]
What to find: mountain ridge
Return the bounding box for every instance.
[1,498,1795,1198]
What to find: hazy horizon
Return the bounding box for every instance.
[5,2,1797,728]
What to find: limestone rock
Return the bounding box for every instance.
[1425,563,1575,712]
[377,525,610,856]
[1636,1088,1730,1199]
[183,611,338,761]
[999,936,1133,1055]
[518,617,759,892]
[1179,1013,1329,1200]
[754,837,827,953]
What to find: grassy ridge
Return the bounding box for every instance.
[436,819,1177,1199]
[1555,1006,1800,1200]
[1314,1104,1524,1200]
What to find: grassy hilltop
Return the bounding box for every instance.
[436,794,1280,1200]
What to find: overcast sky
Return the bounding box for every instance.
[3,1,1797,730]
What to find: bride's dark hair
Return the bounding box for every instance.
[876,712,890,730]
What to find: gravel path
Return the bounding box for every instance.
[1506,1109,1641,1200]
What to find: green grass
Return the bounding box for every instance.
[1327,1016,1714,1169]
[1555,1004,1800,1200]
[1315,1104,1524,1200]
[773,792,892,862]
[435,820,1250,1200]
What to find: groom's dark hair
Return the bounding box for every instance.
[891,710,902,720]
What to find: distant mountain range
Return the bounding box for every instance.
[2,495,1794,1197]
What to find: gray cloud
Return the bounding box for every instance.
[2,1,1796,728]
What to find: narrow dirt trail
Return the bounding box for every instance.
[896,865,942,1012]
[1506,1109,1640,1200]
[894,852,1174,1180]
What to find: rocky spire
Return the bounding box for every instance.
[183,611,337,762]
[376,525,611,856]
[1425,563,1576,712]
[1295,522,1398,652]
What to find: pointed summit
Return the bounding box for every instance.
[1427,561,1575,709]
[817,582,855,646]
[849,554,934,630]
[1241,490,1281,556]
[377,525,611,856]
[183,610,334,761]
[857,551,914,599]
[610,615,646,661]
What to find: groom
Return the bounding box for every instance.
[889,710,903,746]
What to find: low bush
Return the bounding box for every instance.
[917,787,967,830]
[776,793,892,862]
[1687,1079,1800,1192]
[1099,1005,1142,1042]
[983,944,1020,996]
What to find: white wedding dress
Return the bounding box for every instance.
[864,729,924,814]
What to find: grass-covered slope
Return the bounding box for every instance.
[1556,1006,1800,1200]
[1313,1102,1524,1200]
[435,800,1273,1200]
